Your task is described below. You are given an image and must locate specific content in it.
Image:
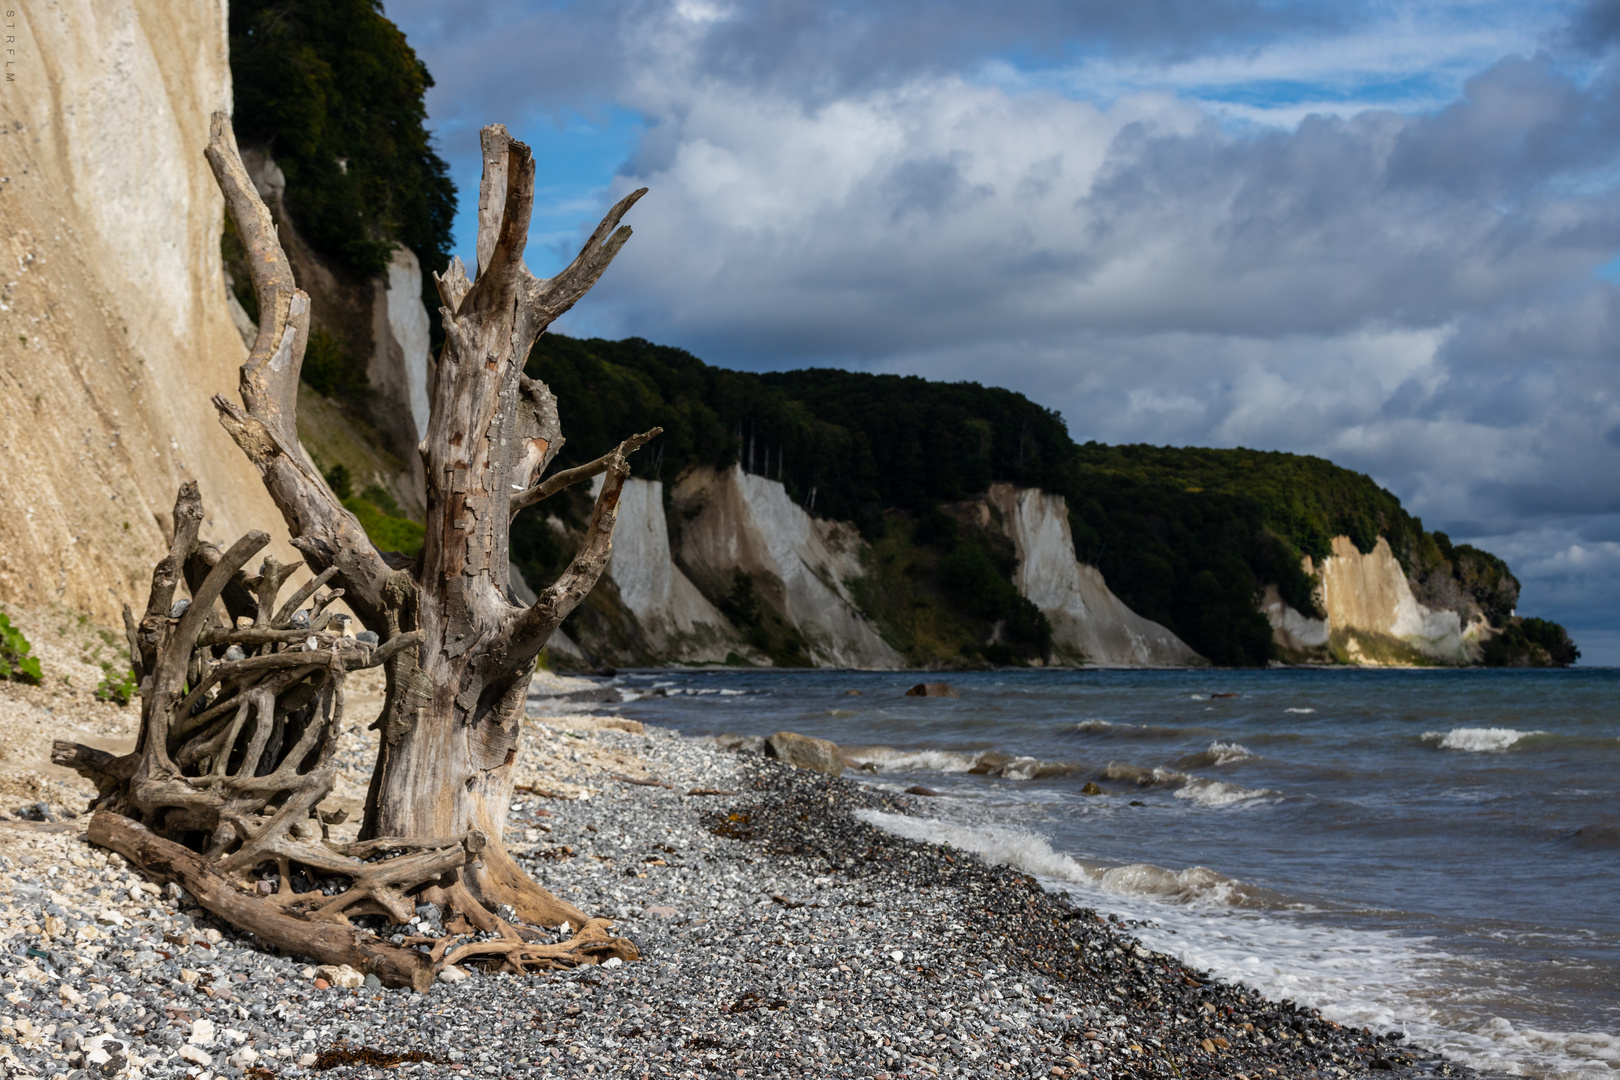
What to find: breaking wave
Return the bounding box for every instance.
[1175,741,1258,768]
[855,809,1282,908]
[1174,778,1281,807]
[1103,761,1187,786]
[1422,727,1546,753]
[843,747,1077,780]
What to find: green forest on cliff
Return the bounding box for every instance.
[520,334,1574,667]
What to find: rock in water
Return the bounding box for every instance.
[905,785,942,797]
[906,682,958,698]
[764,731,844,776]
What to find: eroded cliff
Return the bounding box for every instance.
[0,1,294,624]
[671,466,903,669]
[1264,536,1490,665]
[594,477,754,664]
[988,485,1203,667]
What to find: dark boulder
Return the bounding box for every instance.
[905,682,958,698]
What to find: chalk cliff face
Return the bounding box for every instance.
[239,150,432,513]
[1264,536,1489,664]
[0,1,293,624]
[988,485,1203,667]
[594,477,753,664]
[387,248,433,444]
[671,467,903,669]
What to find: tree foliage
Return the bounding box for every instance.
[229,0,456,278]
[1483,617,1581,667]
[522,334,1568,667]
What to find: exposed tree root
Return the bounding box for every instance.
[55,483,638,988]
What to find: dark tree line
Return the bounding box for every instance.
[519,335,1572,667]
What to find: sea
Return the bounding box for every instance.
[585,666,1620,1080]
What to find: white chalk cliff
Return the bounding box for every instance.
[671,467,903,669]
[1264,536,1488,664]
[0,0,295,624]
[988,485,1203,667]
[594,477,752,663]
[387,247,433,442]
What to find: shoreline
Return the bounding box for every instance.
[0,707,1471,1080]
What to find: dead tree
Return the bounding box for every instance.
[53,113,658,988]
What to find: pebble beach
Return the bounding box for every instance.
[0,623,1479,1080]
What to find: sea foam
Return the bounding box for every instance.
[856,808,1619,1080]
[1173,778,1279,807]
[1424,727,1545,752]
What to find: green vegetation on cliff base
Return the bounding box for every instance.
[522,333,1572,667]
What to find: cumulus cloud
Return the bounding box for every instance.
[385,0,1620,658]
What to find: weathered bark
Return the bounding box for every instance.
[88,811,437,991]
[201,112,650,927]
[65,112,654,982]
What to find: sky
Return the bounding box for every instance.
[384,0,1620,663]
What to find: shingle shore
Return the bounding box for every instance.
[1,718,1478,1080]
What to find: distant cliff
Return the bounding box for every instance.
[989,485,1201,667]
[513,334,1573,668]
[533,468,1199,670]
[1264,537,1490,664]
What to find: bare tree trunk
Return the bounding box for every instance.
[57,113,657,981]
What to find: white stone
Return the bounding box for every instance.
[315,964,365,989]
[189,1017,215,1045]
[437,965,470,985]
[178,1044,212,1067]
[84,1033,127,1065]
[601,957,624,968]
[298,1052,318,1066]
[229,1046,259,1067]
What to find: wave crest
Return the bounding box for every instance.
[844,747,1077,780]
[1174,778,1280,807]
[854,809,1281,908]
[1175,741,1257,768]
[1422,727,1545,752]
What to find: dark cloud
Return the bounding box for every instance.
[1567,0,1620,51]
[386,0,1352,117]
[678,0,1348,100]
